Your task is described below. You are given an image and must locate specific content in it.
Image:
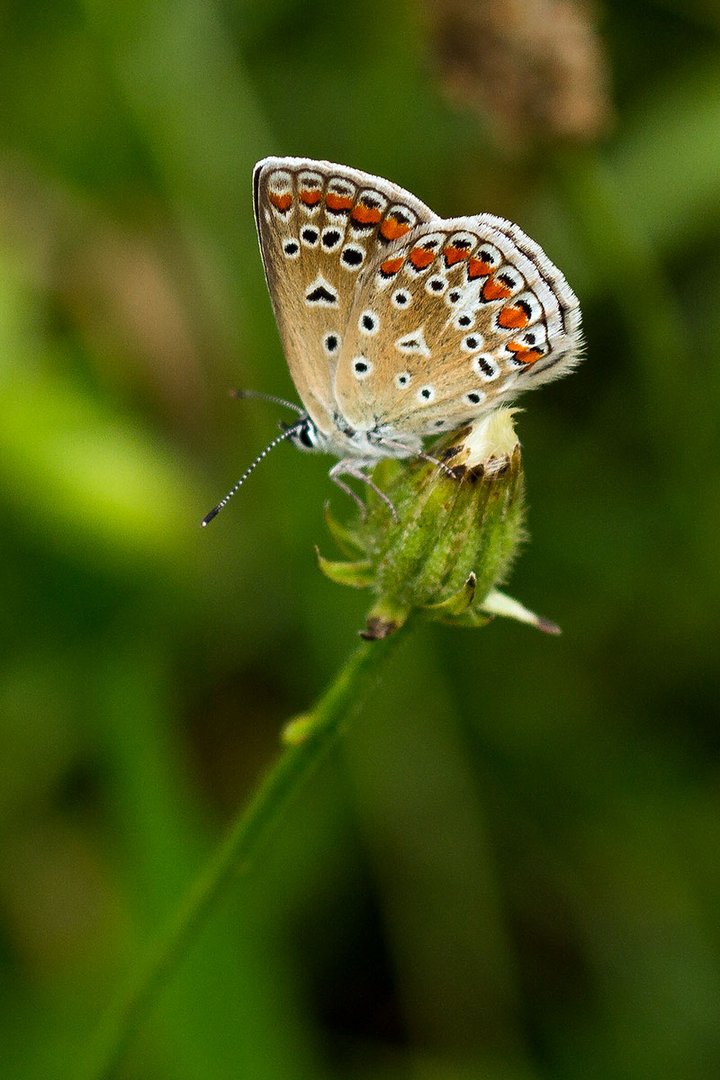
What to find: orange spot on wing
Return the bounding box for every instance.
[409,247,436,270]
[482,276,512,301]
[443,245,469,266]
[497,304,530,329]
[380,256,404,276]
[467,258,493,279]
[380,217,410,240]
[299,188,322,206]
[269,192,292,212]
[507,342,543,364]
[326,193,353,212]
[351,204,382,225]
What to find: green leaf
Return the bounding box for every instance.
[315,549,374,589]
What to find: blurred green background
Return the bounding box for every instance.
[2,1,720,1077]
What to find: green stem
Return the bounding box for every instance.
[82,626,409,1080]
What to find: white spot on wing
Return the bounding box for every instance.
[512,290,542,324]
[359,310,379,336]
[300,226,319,247]
[472,355,501,381]
[395,327,430,357]
[305,275,338,307]
[341,244,365,271]
[425,275,448,296]
[464,390,487,406]
[461,334,485,353]
[321,226,343,252]
[352,356,373,380]
[392,289,412,309]
[268,169,292,190]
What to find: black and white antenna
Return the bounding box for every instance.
[201,396,304,526]
[229,388,304,415]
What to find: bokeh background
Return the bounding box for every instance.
[2,1,720,1077]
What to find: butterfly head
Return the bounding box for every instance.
[286,414,325,454]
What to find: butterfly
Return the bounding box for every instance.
[202,157,582,524]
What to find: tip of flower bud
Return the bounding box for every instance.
[319,408,561,638]
[441,408,521,476]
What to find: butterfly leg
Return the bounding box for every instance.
[329,466,367,515]
[329,461,399,522]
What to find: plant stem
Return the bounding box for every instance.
[82,627,409,1080]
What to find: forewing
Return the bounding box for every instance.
[253,157,436,436]
[333,214,583,437]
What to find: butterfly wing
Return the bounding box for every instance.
[333,214,582,438]
[253,157,437,438]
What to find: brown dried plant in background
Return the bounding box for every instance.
[428,0,613,149]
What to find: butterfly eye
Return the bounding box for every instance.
[283,239,300,259]
[395,371,411,388]
[391,290,411,309]
[455,313,474,329]
[417,385,435,402]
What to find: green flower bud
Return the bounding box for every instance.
[318,408,560,639]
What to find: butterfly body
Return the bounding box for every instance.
[287,415,421,465]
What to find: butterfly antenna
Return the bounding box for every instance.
[230,388,304,415]
[201,421,303,527]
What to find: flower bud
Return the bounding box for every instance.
[318,408,559,638]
